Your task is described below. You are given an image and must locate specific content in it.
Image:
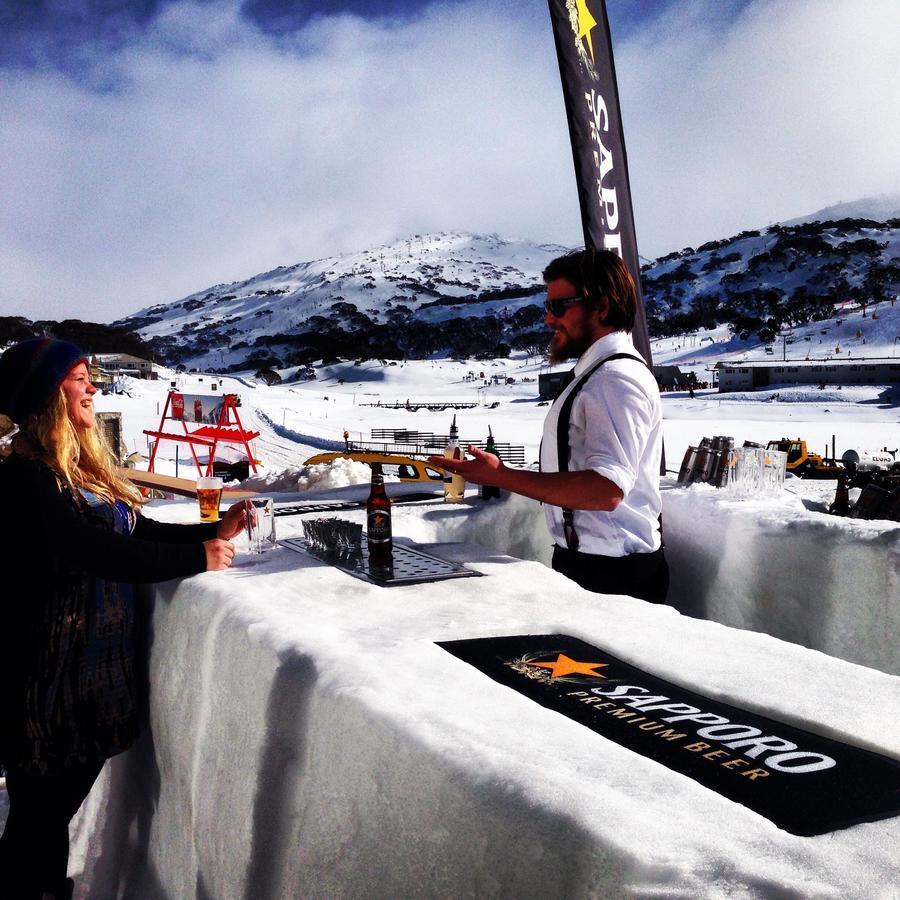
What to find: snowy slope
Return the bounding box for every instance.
[648,295,900,382]
[641,220,899,338]
[116,232,564,369]
[783,193,900,226]
[94,345,900,499]
[115,218,898,373]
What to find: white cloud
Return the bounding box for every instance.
[615,0,900,255]
[0,0,580,321]
[0,0,897,321]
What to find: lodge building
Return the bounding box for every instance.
[715,358,900,392]
[92,352,158,379]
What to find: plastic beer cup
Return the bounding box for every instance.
[196,476,223,522]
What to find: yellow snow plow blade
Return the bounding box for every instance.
[304,451,445,483]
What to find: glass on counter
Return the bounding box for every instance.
[245,496,277,553]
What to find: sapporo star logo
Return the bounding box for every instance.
[575,0,598,64]
[371,513,385,527]
[527,653,609,680]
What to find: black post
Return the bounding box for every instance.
[545,0,652,368]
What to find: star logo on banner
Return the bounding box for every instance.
[527,653,609,680]
[575,0,598,64]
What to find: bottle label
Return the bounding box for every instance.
[367,509,392,544]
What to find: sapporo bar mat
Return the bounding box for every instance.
[437,634,900,836]
[280,535,482,587]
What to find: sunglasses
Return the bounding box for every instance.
[544,294,586,317]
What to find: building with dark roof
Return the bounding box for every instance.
[715,358,900,392]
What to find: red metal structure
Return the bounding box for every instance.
[144,391,260,476]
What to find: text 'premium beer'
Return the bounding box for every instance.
[443,415,465,502]
[366,463,392,557]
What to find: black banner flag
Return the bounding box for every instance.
[547,0,652,365]
[439,634,900,836]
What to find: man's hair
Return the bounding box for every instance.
[542,248,636,332]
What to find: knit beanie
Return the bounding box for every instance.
[0,338,87,424]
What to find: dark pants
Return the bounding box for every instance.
[552,544,669,604]
[0,759,105,899]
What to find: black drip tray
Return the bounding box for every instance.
[279,535,482,587]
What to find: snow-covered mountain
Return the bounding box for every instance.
[115,213,899,371]
[116,233,565,370]
[641,217,899,340]
[782,193,900,227]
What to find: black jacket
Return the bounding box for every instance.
[0,453,216,773]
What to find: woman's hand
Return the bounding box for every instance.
[217,500,253,540]
[204,538,236,571]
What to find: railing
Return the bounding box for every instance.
[359,430,527,465]
[358,400,482,411]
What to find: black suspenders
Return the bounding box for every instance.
[553,352,646,551]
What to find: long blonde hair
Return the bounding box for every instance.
[13,385,143,508]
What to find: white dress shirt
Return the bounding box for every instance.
[540,330,663,557]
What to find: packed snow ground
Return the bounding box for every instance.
[2,338,898,895]
[83,340,900,671]
[62,504,900,898]
[97,356,900,488]
[98,298,900,481]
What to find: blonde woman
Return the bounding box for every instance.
[0,338,246,900]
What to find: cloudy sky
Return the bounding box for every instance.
[1,0,898,322]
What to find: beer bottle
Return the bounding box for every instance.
[443,415,465,502]
[480,425,501,500]
[366,463,393,557]
[829,473,852,516]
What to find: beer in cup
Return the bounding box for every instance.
[196,476,223,522]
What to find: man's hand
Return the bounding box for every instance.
[426,445,505,487]
[203,538,235,571]
[430,446,623,511]
[217,500,254,540]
